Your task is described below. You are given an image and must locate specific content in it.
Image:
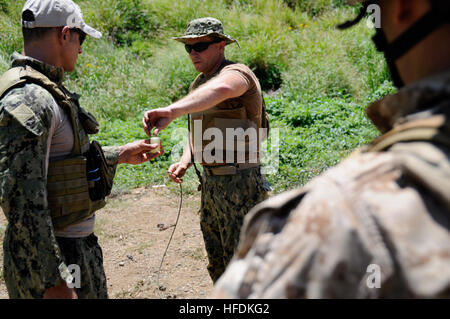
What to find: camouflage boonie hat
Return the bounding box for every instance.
[173,17,239,46]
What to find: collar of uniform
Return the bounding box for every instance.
[366,68,450,133]
[10,52,65,86]
[201,59,234,81]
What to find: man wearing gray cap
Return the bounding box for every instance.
[143,18,271,283]
[0,0,162,299]
[212,0,450,298]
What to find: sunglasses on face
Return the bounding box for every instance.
[71,28,86,46]
[184,38,223,54]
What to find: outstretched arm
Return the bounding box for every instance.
[143,71,249,136]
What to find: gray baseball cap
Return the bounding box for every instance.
[21,0,102,39]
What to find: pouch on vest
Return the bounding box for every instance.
[78,104,100,135]
[47,142,112,229]
[85,140,114,201]
[66,90,100,135]
[47,156,96,228]
[192,106,260,164]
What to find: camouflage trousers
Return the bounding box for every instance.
[200,166,269,283]
[55,234,108,299]
[4,233,107,299]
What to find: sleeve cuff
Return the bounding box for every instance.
[101,146,120,166]
[222,65,252,87]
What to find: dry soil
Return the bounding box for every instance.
[0,186,214,299]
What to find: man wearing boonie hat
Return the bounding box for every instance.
[0,0,163,299]
[143,17,271,283]
[213,0,450,298]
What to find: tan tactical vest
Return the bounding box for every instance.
[189,62,268,166]
[0,65,106,229]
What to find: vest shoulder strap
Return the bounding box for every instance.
[366,115,450,152]
[0,66,69,106]
[0,67,27,99]
[20,66,68,103]
[189,73,204,92]
[1,66,85,155]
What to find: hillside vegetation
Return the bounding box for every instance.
[0,0,395,193]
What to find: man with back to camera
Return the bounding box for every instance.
[0,0,163,299]
[212,0,450,298]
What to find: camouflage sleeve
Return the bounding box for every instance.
[101,145,119,187]
[101,145,119,167]
[0,86,71,292]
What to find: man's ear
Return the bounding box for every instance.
[58,26,71,45]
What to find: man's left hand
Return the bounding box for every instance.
[118,139,164,165]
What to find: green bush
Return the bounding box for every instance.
[283,0,347,15]
[93,0,159,47]
[251,60,282,91]
[0,0,8,13]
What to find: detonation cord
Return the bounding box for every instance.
[156,183,183,299]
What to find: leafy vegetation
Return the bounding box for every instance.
[0,0,396,194]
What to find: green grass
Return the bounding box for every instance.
[0,0,395,194]
[131,241,155,255]
[0,224,4,242]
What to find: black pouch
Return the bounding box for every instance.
[78,107,100,134]
[69,91,100,135]
[85,140,113,201]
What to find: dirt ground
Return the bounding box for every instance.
[0,186,214,299]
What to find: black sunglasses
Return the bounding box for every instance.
[71,28,86,46]
[184,38,223,54]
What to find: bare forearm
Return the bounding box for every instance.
[171,72,249,118]
[170,84,231,118]
[143,72,248,136]
[180,136,194,167]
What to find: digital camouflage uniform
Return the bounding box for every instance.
[213,69,450,298]
[176,18,270,283]
[0,53,119,298]
[200,167,269,282]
